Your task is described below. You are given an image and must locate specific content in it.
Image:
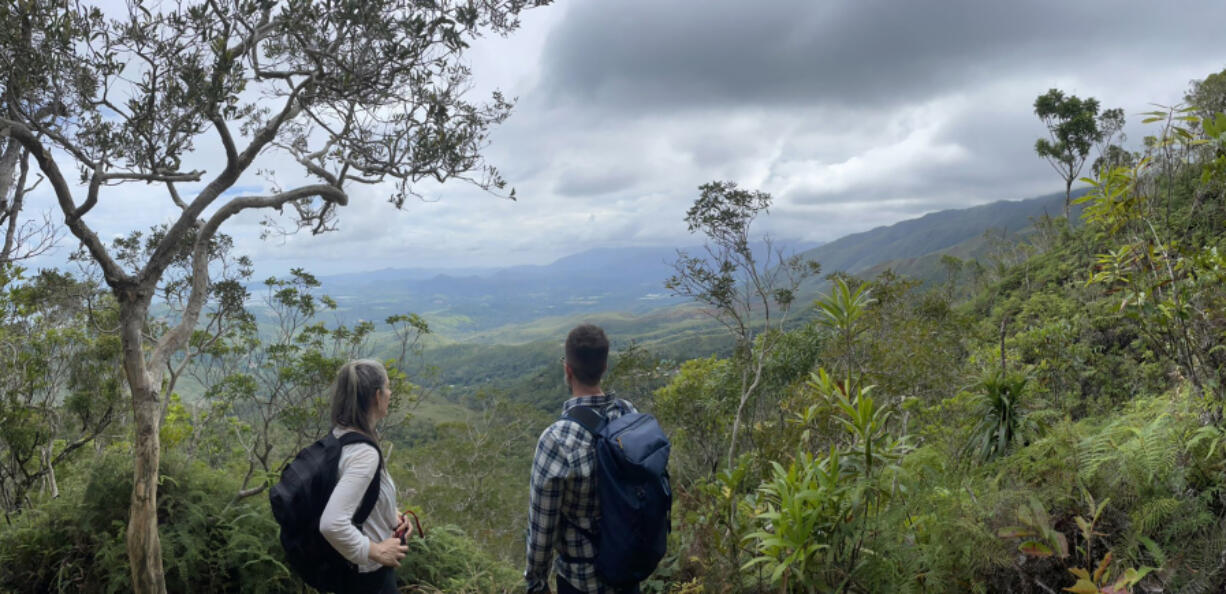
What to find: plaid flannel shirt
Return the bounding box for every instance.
[525,394,636,594]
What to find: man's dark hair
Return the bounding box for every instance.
[565,323,609,386]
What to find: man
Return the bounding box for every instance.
[524,323,641,594]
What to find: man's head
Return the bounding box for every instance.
[564,323,609,389]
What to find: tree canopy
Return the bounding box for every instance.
[1034,88,1123,217]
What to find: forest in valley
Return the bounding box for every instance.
[4,1,1226,593]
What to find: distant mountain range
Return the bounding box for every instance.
[292,189,1084,341]
[308,243,820,336]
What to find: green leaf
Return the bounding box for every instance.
[1019,540,1053,557]
[1123,566,1153,583]
[1094,551,1112,584]
[740,557,774,570]
[1063,578,1100,594]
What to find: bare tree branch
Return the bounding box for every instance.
[149,184,347,375]
[0,118,127,284]
[210,115,238,171]
[100,171,204,184]
[139,79,312,290]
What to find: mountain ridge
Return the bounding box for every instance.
[293,189,1081,341]
[798,188,1087,276]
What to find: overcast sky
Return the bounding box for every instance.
[24,0,1226,276]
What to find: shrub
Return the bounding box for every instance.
[0,446,296,593]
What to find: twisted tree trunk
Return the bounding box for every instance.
[118,287,166,594]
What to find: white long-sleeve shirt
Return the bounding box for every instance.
[319,427,399,573]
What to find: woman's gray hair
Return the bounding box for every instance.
[330,359,389,438]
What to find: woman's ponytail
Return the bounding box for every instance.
[329,359,388,438]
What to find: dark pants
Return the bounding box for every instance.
[557,577,640,594]
[334,566,398,594]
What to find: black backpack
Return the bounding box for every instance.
[269,431,383,593]
[565,404,672,587]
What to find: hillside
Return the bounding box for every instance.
[799,188,1088,277]
[262,190,1082,355]
[404,189,1093,402]
[431,189,1084,345]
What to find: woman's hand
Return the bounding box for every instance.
[368,537,408,567]
[394,513,412,542]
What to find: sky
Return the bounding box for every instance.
[21,0,1226,277]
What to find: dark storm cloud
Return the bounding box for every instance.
[541,0,1226,110]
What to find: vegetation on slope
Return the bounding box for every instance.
[646,81,1226,592]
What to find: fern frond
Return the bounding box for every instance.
[1132,496,1180,536]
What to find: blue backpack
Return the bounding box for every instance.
[565,404,672,586]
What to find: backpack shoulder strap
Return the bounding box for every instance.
[564,405,607,436]
[613,397,637,415]
[336,431,383,528]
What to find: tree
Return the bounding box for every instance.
[654,356,737,481]
[1186,66,1226,121]
[0,0,548,590]
[1034,89,1121,217]
[1091,144,1137,178]
[0,0,64,265]
[1098,108,1127,152]
[603,340,670,409]
[187,269,384,501]
[0,144,59,266]
[666,181,819,468]
[0,269,122,517]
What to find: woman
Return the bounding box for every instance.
[320,359,410,593]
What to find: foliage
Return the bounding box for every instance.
[1185,66,1226,121]
[962,370,1036,462]
[1065,553,1151,594]
[1034,88,1122,216]
[0,448,295,593]
[815,277,874,386]
[667,181,820,468]
[397,524,522,593]
[677,458,759,590]
[1079,105,1226,401]
[655,356,737,483]
[742,372,908,592]
[0,268,123,515]
[397,395,545,564]
[603,340,673,409]
[997,496,1069,559]
[662,74,1226,593]
[0,445,519,593]
[742,450,845,591]
[183,269,432,500]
